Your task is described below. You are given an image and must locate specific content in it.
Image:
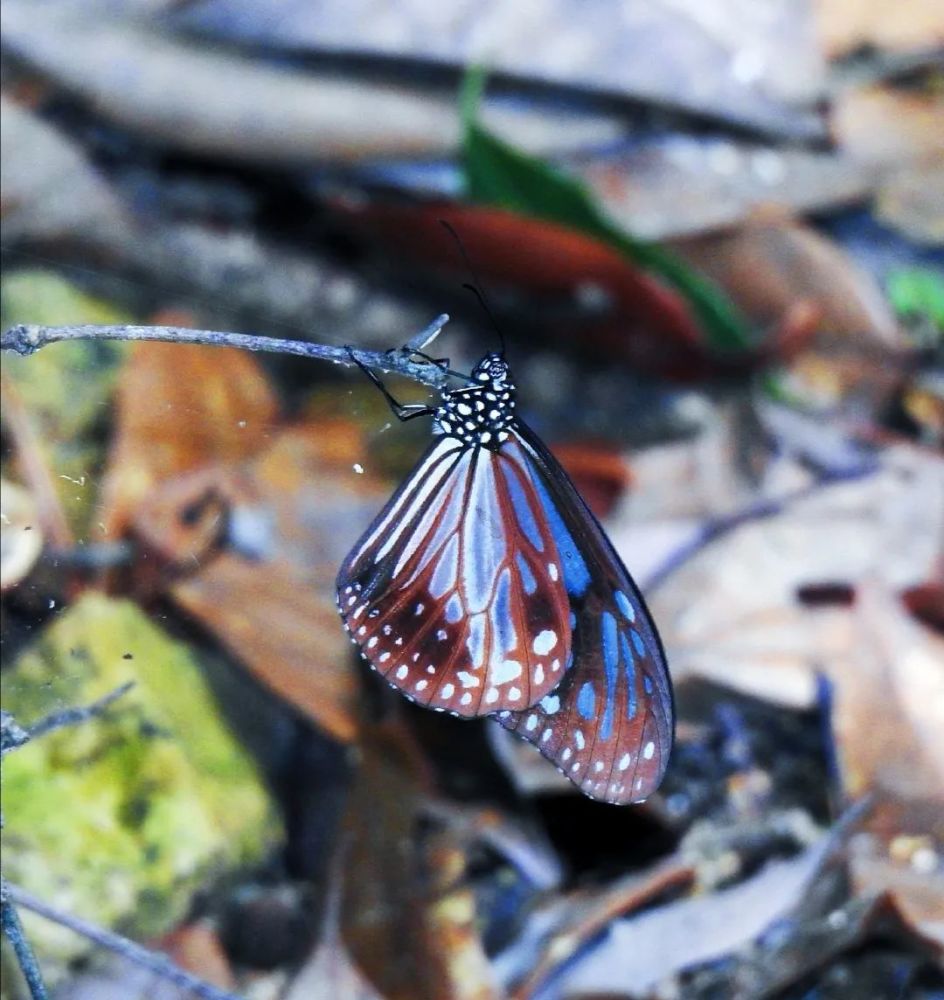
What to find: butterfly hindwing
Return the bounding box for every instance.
[337,435,572,716]
[497,424,674,804]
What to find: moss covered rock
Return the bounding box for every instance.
[1,592,281,973]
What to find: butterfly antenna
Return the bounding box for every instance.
[439,219,507,357]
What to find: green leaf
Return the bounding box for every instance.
[459,70,754,352]
[887,267,944,332]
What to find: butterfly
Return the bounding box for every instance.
[336,351,674,804]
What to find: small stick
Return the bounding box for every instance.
[5,883,244,1000]
[26,682,136,743]
[1,314,460,390]
[1,683,135,757]
[1,886,48,1000]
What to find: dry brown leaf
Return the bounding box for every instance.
[671,212,905,409]
[640,447,944,708]
[830,581,944,942]
[833,86,944,169]
[340,721,500,1000]
[130,424,387,744]
[832,582,944,831]
[671,209,900,341]
[100,339,277,537]
[553,828,851,995]
[171,555,361,744]
[815,0,944,59]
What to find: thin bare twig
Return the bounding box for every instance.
[1,683,135,757]
[0,314,461,389]
[5,883,243,1000]
[1,886,48,1000]
[27,683,136,742]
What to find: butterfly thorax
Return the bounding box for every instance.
[433,353,515,450]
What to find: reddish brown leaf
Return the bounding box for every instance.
[327,196,722,378]
[100,335,278,538]
[551,441,633,519]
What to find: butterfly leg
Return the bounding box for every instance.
[346,347,435,423]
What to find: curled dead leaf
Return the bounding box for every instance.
[0,479,44,590]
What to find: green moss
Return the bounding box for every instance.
[0,271,132,535]
[1,593,281,974]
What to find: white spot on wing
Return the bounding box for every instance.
[492,659,522,685]
[532,630,557,655]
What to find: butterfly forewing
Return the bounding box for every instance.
[337,434,572,715]
[496,424,674,804]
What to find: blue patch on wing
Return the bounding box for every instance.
[515,552,537,595]
[529,474,591,597]
[600,611,618,739]
[577,681,596,720]
[494,568,514,653]
[615,589,635,621]
[631,628,646,659]
[501,465,544,552]
[619,631,637,720]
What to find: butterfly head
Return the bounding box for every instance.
[472,352,510,386]
[434,353,516,449]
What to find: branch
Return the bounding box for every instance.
[1,887,48,1000]
[5,883,243,1000]
[1,314,460,389]
[1,683,135,757]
